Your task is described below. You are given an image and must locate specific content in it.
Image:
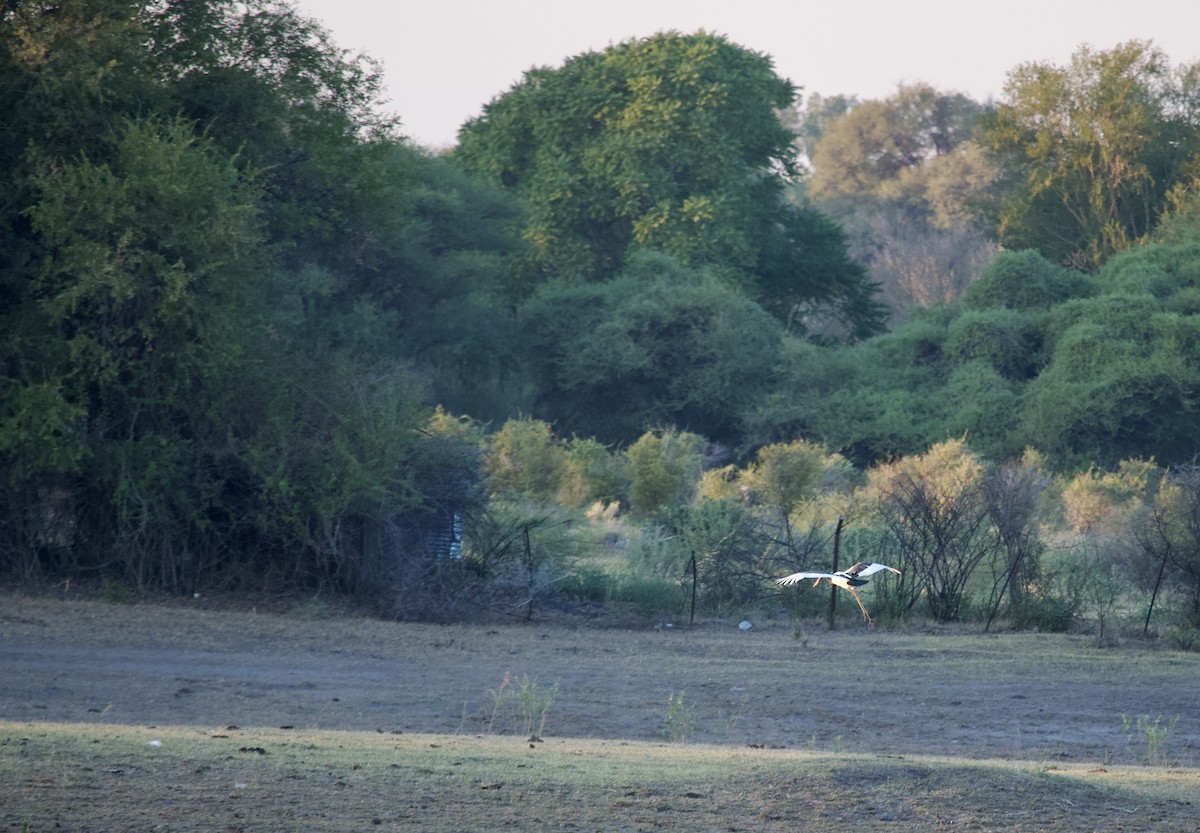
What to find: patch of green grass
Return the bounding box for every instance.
[561,568,682,615]
[485,672,560,737]
[1121,713,1180,767]
[4,721,1198,832]
[664,690,699,741]
[99,576,134,605]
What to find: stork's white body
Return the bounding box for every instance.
[775,562,900,624]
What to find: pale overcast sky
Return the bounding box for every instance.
[293,0,1200,150]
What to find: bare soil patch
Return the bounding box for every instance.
[2,592,1197,762]
[3,592,1200,832]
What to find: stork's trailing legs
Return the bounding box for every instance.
[844,586,873,624]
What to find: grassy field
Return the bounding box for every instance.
[5,723,1198,832]
[2,593,1198,831]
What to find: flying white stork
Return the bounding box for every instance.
[776,562,901,625]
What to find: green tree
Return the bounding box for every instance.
[456,31,882,335]
[961,250,1093,311]
[485,418,567,502]
[0,0,164,161]
[804,83,996,320]
[737,439,850,565]
[739,440,829,512]
[940,362,1023,461]
[10,116,265,586]
[755,206,885,341]
[518,253,786,446]
[457,31,795,280]
[557,438,627,510]
[1154,183,1200,245]
[296,144,526,422]
[626,429,705,518]
[867,439,997,621]
[155,0,395,237]
[813,307,958,464]
[1020,243,1200,468]
[237,352,432,593]
[945,309,1043,381]
[978,40,1200,270]
[0,0,469,595]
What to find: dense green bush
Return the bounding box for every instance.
[945,308,1043,380]
[962,250,1092,311]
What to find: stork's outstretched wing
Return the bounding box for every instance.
[775,571,835,586]
[843,562,901,578]
[775,562,900,625]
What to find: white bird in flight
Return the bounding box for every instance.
[776,562,901,625]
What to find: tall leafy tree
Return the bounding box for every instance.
[456,31,882,336]
[148,2,526,417]
[867,439,998,622]
[803,83,996,321]
[518,253,785,446]
[978,40,1200,270]
[152,0,397,265]
[808,83,986,210]
[10,116,266,586]
[457,31,794,281]
[0,0,478,594]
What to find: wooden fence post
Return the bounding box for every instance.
[828,516,845,630]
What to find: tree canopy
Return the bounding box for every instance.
[0,0,507,595]
[455,31,885,337]
[519,253,786,445]
[9,2,1200,628]
[978,40,1200,270]
[796,83,998,321]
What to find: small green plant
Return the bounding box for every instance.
[485,671,513,735]
[803,733,842,752]
[664,690,698,742]
[1121,713,1179,766]
[99,576,133,604]
[513,674,560,738]
[486,672,560,737]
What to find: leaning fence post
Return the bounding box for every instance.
[828,516,845,630]
[687,552,698,626]
[523,524,534,622]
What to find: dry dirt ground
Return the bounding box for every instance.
[2,592,1198,766]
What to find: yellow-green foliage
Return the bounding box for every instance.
[486,417,568,501]
[426,405,487,446]
[625,428,704,517]
[697,464,740,503]
[738,440,827,510]
[1059,458,1160,534]
[867,437,985,503]
[557,437,627,509]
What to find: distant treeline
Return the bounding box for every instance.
[3,3,1200,614]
